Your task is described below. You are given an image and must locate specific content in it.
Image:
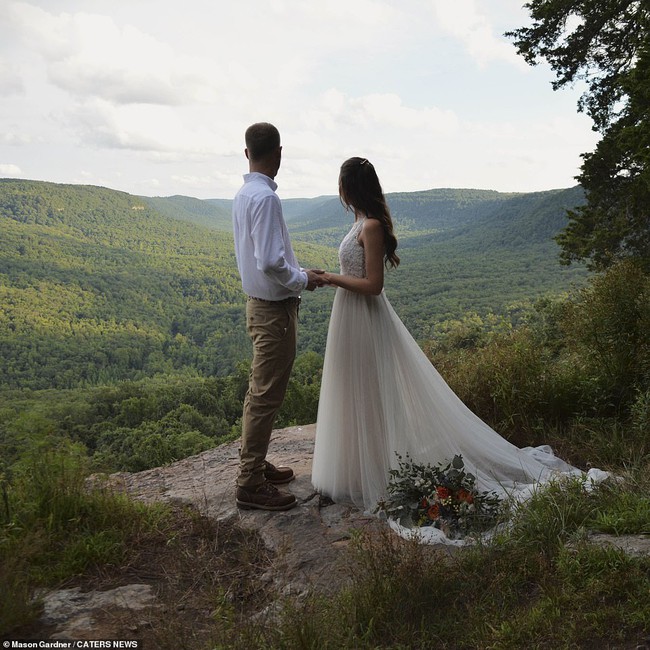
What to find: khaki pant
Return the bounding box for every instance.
[238,297,299,488]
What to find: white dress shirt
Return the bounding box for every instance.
[232,172,308,300]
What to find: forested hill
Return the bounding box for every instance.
[382,186,589,330]
[0,178,587,391]
[0,179,334,390]
[149,183,588,337]
[279,186,586,248]
[149,185,585,250]
[144,195,232,231]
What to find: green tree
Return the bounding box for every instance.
[508,1,650,270]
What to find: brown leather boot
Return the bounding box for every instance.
[263,460,295,484]
[236,481,297,511]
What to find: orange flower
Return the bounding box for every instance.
[436,486,450,500]
[427,504,440,520]
[457,489,474,503]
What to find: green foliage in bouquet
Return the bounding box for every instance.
[376,454,503,538]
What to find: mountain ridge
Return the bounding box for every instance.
[0,178,587,390]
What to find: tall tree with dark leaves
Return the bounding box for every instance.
[508,1,650,270]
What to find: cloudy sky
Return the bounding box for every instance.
[0,0,599,199]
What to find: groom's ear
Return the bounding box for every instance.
[244,148,250,160]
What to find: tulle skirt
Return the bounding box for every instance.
[312,288,583,515]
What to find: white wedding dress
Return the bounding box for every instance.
[311,218,603,544]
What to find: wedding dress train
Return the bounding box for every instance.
[311,218,603,544]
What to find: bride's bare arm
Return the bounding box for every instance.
[323,218,385,295]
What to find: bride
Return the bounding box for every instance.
[311,157,590,539]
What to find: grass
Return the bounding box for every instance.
[2,262,648,646]
[259,468,650,649]
[1,451,648,648]
[2,448,647,645]
[267,538,648,649]
[0,445,272,644]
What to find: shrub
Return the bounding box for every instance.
[560,259,650,414]
[0,443,171,633]
[264,470,650,649]
[426,263,649,464]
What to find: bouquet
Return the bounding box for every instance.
[376,453,502,539]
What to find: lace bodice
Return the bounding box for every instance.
[339,218,366,278]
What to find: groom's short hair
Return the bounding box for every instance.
[245,122,281,161]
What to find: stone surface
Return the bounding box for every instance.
[92,424,384,595]
[588,533,650,557]
[33,425,385,640]
[35,423,648,641]
[40,584,159,639]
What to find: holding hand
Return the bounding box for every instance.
[305,269,327,291]
[320,272,337,287]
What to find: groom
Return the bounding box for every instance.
[232,122,323,511]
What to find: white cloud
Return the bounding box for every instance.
[5,3,230,106]
[350,94,459,133]
[170,174,217,190]
[3,2,72,60]
[1,129,32,145]
[431,0,527,69]
[55,99,239,161]
[274,0,403,44]
[0,163,22,175]
[302,90,458,139]
[0,1,598,199]
[0,59,25,96]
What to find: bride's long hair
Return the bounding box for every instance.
[338,157,400,268]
